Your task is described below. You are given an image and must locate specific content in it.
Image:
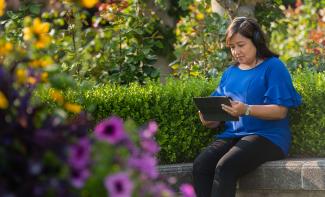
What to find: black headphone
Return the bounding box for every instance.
[248,19,264,46]
[235,17,263,46]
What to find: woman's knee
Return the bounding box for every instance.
[214,157,238,178]
[193,154,207,174]
[193,150,217,174]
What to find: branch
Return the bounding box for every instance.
[214,0,265,18]
[214,0,239,18]
[142,0,177,28]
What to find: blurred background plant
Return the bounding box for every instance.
[83,116,196,197]
[1,0,164,85]
[53,0,163,84]
[0,0,196,196]
[170,0,231,79]
[270,0,325,71]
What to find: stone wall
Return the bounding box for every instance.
[158,158,325,196]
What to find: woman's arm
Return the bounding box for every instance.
[198,111,221,128]
[221,101,288,120]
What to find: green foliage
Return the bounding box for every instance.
[38,71,325,163]
[286,42,325,72]
[178,0,195,10]
[1,2,42,42]
[38,78,219,164]
[1,1,163,85]
[53,1,162,84]
[269,1,324,62]
[255,0,284,35]
[289,69,325,156]
[171,0,231,79]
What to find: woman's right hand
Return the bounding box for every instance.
[198,111,220,129]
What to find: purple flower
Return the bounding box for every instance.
[105,172,133,197]
[140,121,158,139]
[68,137,91,170]
[140,139,160,154]
[150,182,175,197]
[71,168,90,188]
[94,116,126,144]
[180,183,196,197]
[128,154,158,179]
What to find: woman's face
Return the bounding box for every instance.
[228,33,257,66]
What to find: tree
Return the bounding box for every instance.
[212,0,265,18]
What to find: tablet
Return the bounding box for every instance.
[193,96,239,121]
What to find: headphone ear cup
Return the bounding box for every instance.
[253,31,260,46]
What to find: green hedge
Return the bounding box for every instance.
[289,70,325,156]
[38,70,325,164]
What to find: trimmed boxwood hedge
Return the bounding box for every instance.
[39,70,325,164]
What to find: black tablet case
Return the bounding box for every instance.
[194,96,239,121]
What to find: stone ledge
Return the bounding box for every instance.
[158,158,325,191]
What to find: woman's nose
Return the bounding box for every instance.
[233,47,240,56]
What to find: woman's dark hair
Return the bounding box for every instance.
[225,17,278,59]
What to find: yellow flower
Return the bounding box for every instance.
[0,91,8,109]
[16,68,27,84]
[4,42,12,51]
[32,18,50,35]
[40,57,53,67]
[64,103,82,113]
[27,77,37,85]
[51,90,64,104]
[0,0,6,17]
[175,28,181,36]
[196,13,205,20]
[29,57,53,68]
[29,60,40,68]
[41,72,48,82]
[80,0,98,8]
[23,27,33,41]
[23,18,51,48]
[0,42,13,56]
[188,4,196,12]
[35,34,51,49]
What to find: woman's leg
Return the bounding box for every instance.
[211,135,285,197]
[192,139,238,197]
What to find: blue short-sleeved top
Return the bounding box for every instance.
[211,57,302,156]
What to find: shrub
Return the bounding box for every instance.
[289,69,325,156]
[38,78,219,164]
[38,70,325,163]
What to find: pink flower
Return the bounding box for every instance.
[94,116,126,144]
[140,121,158,139]
[71,168,90,188]
[180,183,196,197]
[68,137,91,170]
[150,182,175,197]
[140,139,160,154]
[105,172,133,197]
[128,154,158,179]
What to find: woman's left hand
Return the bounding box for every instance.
[221,100,247,117]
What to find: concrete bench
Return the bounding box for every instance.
[158,158,325,197]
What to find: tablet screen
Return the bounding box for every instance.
[193,96,239,121]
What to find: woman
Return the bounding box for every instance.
[192,17,301,197]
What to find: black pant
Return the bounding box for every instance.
[192,135,285,197]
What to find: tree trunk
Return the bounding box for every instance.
[212,0,265,19]
[142,0,177,28]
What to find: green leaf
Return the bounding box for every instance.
[29,4,41,15]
